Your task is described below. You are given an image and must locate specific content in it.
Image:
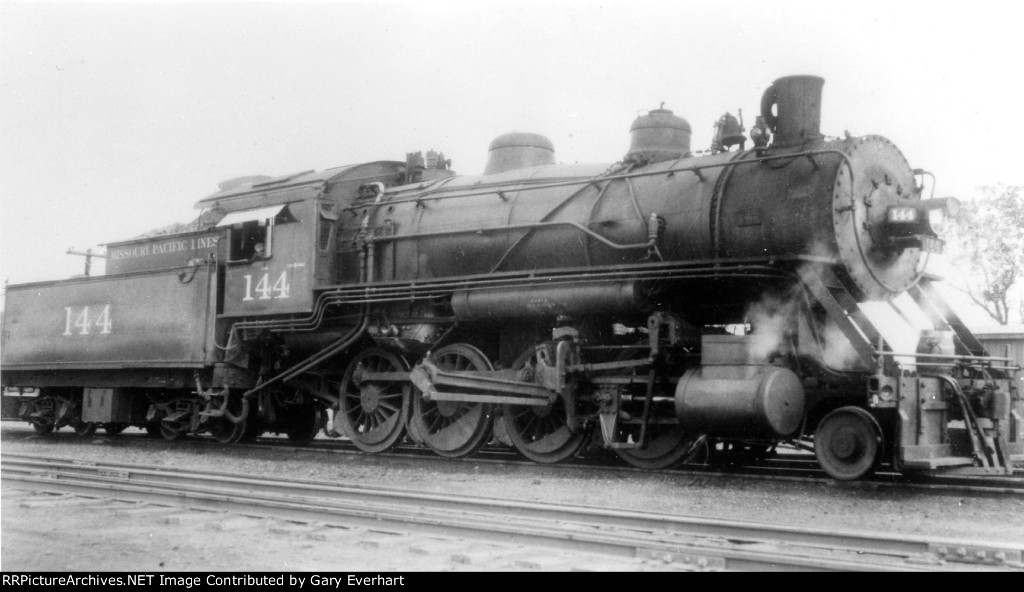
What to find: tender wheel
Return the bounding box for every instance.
[208,394,248,444]
[31,422,56,435]
[411,344,494,458]
[209,419,245,444]
[285,405,323,446]
[501,343,588,464]
[160,423,185,441]
[616,425,697,470]
[73,422,97,437]
[103,423,128,436]
[25,398,57,434]
[337,347,411,453]
[814,406,882,481]
[145,422,163,438]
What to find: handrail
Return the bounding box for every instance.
[369,220,655,251]
[341,148,854,211]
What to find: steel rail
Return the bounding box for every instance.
[2,453,1020,571]
[2,423,1020,498]
[0,461,932,572]
[2,424,1020,497]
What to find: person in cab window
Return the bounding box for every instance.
[250,242,266,263]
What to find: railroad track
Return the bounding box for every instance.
[3,452,1021,572]
[713,456,1024,496]
[264,438,1024,497]
[3,422,1023,498]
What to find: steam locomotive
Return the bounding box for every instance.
[2,75,1020,480]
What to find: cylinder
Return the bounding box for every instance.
[451,281,645,320]
[761,75,824,147]
[483,132,556,175]
[674,365,805,438]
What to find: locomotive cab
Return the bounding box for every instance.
[218,202,314,316]
[197,162,407,318]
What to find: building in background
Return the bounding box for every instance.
[973,325,1024,372]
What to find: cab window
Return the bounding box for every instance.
[231,222,269,262]
[217,204,294,264]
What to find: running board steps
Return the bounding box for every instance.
[939,375,1013,474]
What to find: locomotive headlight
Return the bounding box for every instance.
[927,207,946,234]
[885,197,960,238]
[924,197,960,235]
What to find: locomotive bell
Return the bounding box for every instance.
[625,107,692,164]
[483,132,556,175]
[711,112,746,153]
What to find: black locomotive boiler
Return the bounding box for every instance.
[2,75,1020,480]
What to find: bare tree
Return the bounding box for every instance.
[946,185,1024,325]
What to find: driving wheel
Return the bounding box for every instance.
[501,343,588,463]
[337,347,411,453]
[411,344,494,458]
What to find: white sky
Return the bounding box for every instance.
[2,0,1022,328]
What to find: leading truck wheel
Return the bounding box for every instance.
[814,406,882,481]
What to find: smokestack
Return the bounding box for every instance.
[760,75,824,147]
